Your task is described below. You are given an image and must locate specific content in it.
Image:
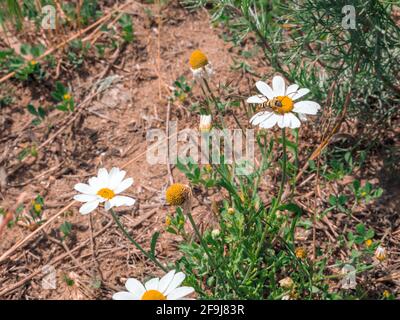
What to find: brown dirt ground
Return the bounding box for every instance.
[0,0,399,299]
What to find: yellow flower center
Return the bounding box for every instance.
[63,93,71,101]
[30,60,37,66]
[189,50,208,70]
[365,239,372,247]
[141,290,166,300]
[97,188,115,200]
[271,96,294,114]
[166,183,191,206]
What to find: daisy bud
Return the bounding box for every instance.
[199,114,212,133]
[211,229,220,239]
[166,183,191,206]
[340,264,357,290]
[227,207,235,215]
[375,246,387,262]
[33,203,42,213]
[365,239,372,247]
[295,247,307,260]
[279,277,294,289]
[63,93,72,101]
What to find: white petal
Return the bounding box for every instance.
[277,114,288,128]
[298,113,308,121]
[112,291,138,300]
[272,75,285,96]
[145,278,160,291]
[167,287,195,300]
[104,200,112,211]
[113,178,133,194]
[164,272,185,296]
[286,112,301,128]
[205,65,213,77]
[108,167,120,183]
[108,168,126,190]
[73,194,98,202]
[259,113,279,128]
[79,200,100,215]
[109,196,136,208]
[293,101,321,115]
[286,84,299,96]
[158,270,176,294]
[250,112,269,126]
[246,95,267,104]
[284,114,292,128]
[88,177,101,189]
[255,81,275,99]
[97,168,109,187]
[126,278,146,299]
[292,88,310,100]
[74,183,96,195]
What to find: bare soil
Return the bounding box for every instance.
[0,0,399,299]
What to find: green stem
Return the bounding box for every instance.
[241,128,287,285]
[277,128,287,204]
[199,82,213,114]
[110,208,167,272]
[202,77,228,129]
[186,210,240,296]
[186,211,212,260]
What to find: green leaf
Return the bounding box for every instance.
[56,104,68,112]
[278,203,302,215]
[31,118,41,126]
[38,106,46,119]
[149,231,160,258]
[365,229,374,239]
[27,104,37,116]
[355,223,366,235]
[60,221,72,238]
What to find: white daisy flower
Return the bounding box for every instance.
[112,270,195,300]
[247,75,321,129]
[73,167,136,215]
[189,49,213,80]
[199,114,212,132]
